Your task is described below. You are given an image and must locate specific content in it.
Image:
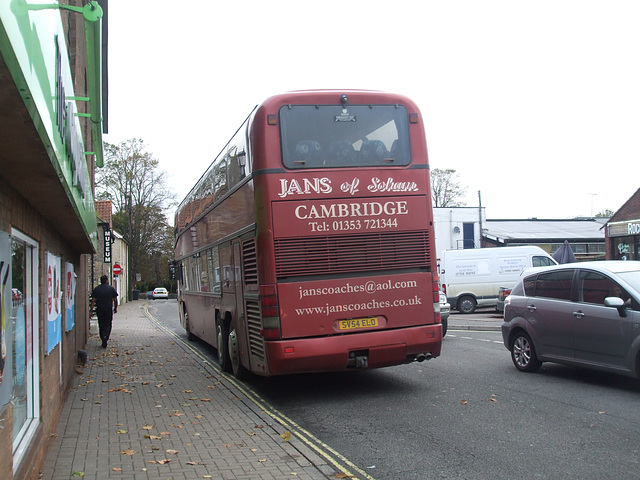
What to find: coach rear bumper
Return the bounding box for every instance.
[264,324,442,376]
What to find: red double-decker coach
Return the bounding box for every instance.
[174,90,442,378]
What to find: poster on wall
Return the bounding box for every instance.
[47,252,62,354]
[0,231,10,385]
[65,262,76,332]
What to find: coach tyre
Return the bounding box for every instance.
[457,295,477,314]
[228,326,247,380]
[510,331,542,373]
[183,305,196,342]
[216,315,232,372]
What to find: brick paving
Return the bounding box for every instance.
[40,302,336,480]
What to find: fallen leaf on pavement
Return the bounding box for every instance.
[281,431,291,442]
[121,449,136,455]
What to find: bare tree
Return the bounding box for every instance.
[96,139,176,296]
[430,168,467,208]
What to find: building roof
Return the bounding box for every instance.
[95,200,112,226]
[607,187,640,224]
[484,218,607,243]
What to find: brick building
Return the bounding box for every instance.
[605,188,640,261]
[0,2,107,479]
[94,200,129,303]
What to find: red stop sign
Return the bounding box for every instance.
[113,264,122,275]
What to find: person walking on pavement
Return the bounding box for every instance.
[90,275,118,348]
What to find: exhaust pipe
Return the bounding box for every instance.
[415,353,434,363]
[347,351,369,368]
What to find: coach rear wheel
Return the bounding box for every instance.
[183,306,196,342]
[228,327,247,380]
[216,317,231,372]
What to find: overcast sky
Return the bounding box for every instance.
[104,1,640,220]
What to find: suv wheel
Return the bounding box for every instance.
[511,331,542,372]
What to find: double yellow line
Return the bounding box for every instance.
[142,304,376,480]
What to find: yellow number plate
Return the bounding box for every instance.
[338,317,379,330]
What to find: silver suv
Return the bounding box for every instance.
[502,261,640,378]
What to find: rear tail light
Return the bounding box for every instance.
[432,273,441,324]
[432,273,440,303]
[260,284,281,340]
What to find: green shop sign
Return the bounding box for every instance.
[0,1,105,249]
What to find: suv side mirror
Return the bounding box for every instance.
[604,297,627,317]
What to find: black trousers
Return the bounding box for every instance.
[97,309,113,341]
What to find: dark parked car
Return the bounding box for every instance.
[439,290,450,337]
[496,286,512,313]
[502,261,640,378]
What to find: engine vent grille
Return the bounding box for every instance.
[245,298,264,360]
[243,238,258,285]
[274,231,430,278]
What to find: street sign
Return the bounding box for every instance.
[113,263,122,276]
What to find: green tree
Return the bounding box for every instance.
[595,209,614,218]
[96,139,176,297]
[430,168,467,208]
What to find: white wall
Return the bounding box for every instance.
[433,207,486,265]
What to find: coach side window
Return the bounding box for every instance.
[208,246,221,294]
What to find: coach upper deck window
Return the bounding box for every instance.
[280,104,411,169]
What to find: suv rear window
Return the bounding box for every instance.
[534,270,574,300]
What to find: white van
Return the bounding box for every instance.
[439,246,557,314]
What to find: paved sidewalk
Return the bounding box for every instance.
[41,302,337,480]
[448,310,503,332]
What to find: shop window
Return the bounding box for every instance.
[0,230,40,470]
